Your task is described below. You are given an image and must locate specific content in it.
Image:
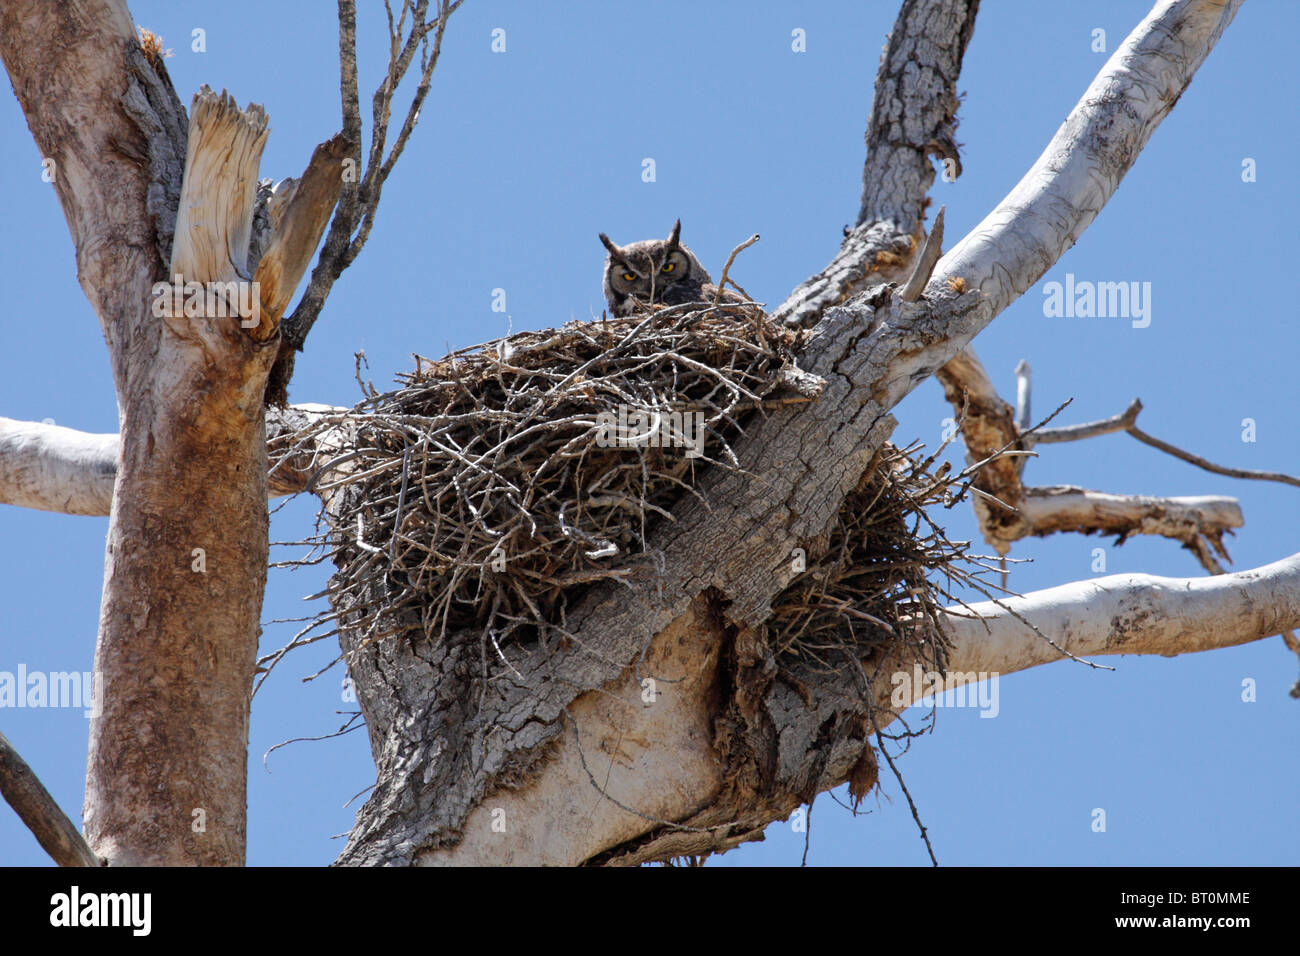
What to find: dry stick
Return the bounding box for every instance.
[1014,360,1032,433]
[263,713,365,769]
[917,391,969,478]
[873,726,938,866]
[1010,359,1033,500]
[343,782,377,810]
[948,397,1072,489]
[0,731,101,867]
[712,233,760,307]
[801,794,814,867]
[389,444,413,560]
[1122,417,1300,687]
[1037,395,1300,491]
[1127,426,1300,489]
[1034,398,1143,444]
[897,206,945,302]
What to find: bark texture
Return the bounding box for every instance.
[0,5,284,865]
[0,0,1265,869]
[0,406,344,516]
[775,0,979,329]
[944,553,1300,676]
[87,87,276,867]
[333,0,1244,866]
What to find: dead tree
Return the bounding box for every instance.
[0,0,1296,867]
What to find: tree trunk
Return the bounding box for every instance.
[328,0,1254,866]
[2,0,1287,870]
[0,2,341,865]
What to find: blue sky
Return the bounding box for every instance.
[1,0,1296,866]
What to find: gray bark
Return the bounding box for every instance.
[335,0,1246,866]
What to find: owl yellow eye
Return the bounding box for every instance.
[622,272,636,282]
[661,262,676,274]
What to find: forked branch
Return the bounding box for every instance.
[269,0,464,402]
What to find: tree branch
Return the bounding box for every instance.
[338,0,1245,866]
[1017,486,1241,550]
[774,0,979,328]
[269,0,463,403]
[0,407,345,516]
[1013,359,1031,432]
[0,419,120,516]
[1035,398,1143,443]
[941,552,1300,679]
[938,0,1242,310]
[0,732,101,867]
[251,133,354,347]
[936,350,1250,560]
[1127,426,1300,489]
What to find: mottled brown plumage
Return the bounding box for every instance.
[599,220,744,316]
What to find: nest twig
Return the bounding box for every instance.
[281,302,816,654]
[272,301,998,733]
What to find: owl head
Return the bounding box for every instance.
[599,219,714,317]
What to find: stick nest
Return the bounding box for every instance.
[278,301,971,688]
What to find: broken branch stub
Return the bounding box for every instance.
[252,132,354,347]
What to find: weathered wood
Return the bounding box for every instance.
[170,88,268,301]
[0,732,101,867]
[936,347,1026,550]
[1018,487,1243,543]
[1035,398,1143,443]
[936,342,1256,565]
[0,406,344,516]
[251,133,352,344]
[944,552,1300,675]
[79,84,279,866]
[0,418,119,516]
[897,206,945,301]
[336,0,1246,866]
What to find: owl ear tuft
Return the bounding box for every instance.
[665,219,682,251]
[599,232,624,260]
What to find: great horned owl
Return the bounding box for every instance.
[599,220,742,316]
